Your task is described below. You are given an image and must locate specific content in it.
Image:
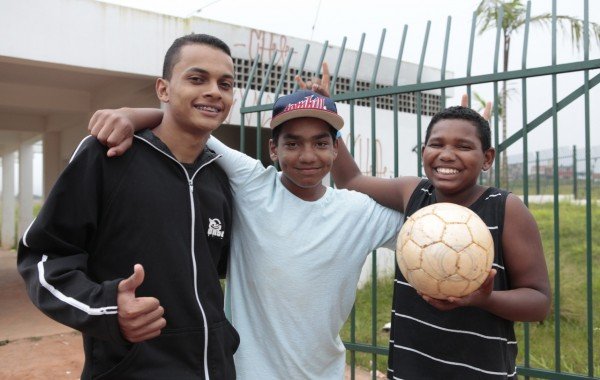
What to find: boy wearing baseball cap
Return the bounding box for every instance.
[89,90,403,379]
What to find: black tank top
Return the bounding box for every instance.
[387,179,517,379]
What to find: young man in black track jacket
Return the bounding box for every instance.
[17,34,239,379]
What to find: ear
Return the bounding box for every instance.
[156,78,169,103]
[331,138,339,160]
[482,147,495,171]
[269,139,278,162]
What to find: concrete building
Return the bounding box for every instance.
[0,0,448,249]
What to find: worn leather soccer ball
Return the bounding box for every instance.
[396,202,494,300]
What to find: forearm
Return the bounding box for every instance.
[331,138,363,189]
[120,107,163,131]
[477,288,551,322]
[331,138,408,211]
[18,243,126,343]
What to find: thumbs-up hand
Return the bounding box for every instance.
[117,264,166,343]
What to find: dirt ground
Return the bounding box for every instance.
[0,249,382,379]
[0,249,83,379]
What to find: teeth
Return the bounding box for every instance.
[437,167,459,174]
[195,105,219,113]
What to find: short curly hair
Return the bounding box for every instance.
[424,106,491,151]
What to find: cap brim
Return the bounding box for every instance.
[270,109,344,130]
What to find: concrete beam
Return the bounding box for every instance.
[45,114,88,133]
[91,80,158,110]
[0,112,45,132]
[0,82,90,114]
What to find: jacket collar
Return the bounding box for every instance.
[136,129,219,166]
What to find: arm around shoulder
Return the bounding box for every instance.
[331,138,416,212]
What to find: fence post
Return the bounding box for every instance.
[536,151,540,195]
[573,145,578,199]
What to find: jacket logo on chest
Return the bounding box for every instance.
[207,218,225,239]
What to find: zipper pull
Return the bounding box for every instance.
[189,179,193,193]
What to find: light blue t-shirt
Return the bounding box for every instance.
[207,136,403,380]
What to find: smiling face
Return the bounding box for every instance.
[270,117,338,201]
[156,43,235,136]
[422,118,495,198]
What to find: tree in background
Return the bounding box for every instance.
[475,0,600,187]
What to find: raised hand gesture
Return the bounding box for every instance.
[295,62,331,97]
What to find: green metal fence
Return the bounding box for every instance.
[237,1,599,378]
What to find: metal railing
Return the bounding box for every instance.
[237,1,599,378]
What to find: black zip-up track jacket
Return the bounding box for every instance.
[18,130,239,379]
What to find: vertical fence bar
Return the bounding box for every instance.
[255,52,278,160]
[520,2,532,373]
[348,33,366,380]
[274,48,295,99]
[583,0,594,376]
[573,145,577,199]
[466,11,477,106]
[349,33,366,158]
[536,151,540,194]
[350,304,356,380]
[327,36,351,376]
[329,38,347,190]
[240,55,261,153]
[467,10,477,182]
[551,0,561,372]
[368,29,386,378]
[415,21,431,178]
[330,37,347,96]
[316,40,329,78]
[440,16,452,110]
[393,26,408,178]
[493,6,503,187]
[292,44,311,93]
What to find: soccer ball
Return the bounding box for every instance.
[396,202,494,300]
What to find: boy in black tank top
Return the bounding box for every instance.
[332,101,551,379]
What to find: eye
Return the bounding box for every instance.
[219,81,233,90]
[316,141,330,148]
[189,76,205,84]
[284,142,298,149]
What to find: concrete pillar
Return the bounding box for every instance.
[1,152,16,249]
[43,131,61,199]
[18,142,34,238]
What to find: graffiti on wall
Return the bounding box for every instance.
[344,134,390,178]
[234,29,295,65]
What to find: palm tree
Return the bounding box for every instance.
[475,0,600,187]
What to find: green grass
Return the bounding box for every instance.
[0,200,43,250]
[342,202,600,378]
[501,178,600,200]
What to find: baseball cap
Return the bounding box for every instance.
[270,90,344,131]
